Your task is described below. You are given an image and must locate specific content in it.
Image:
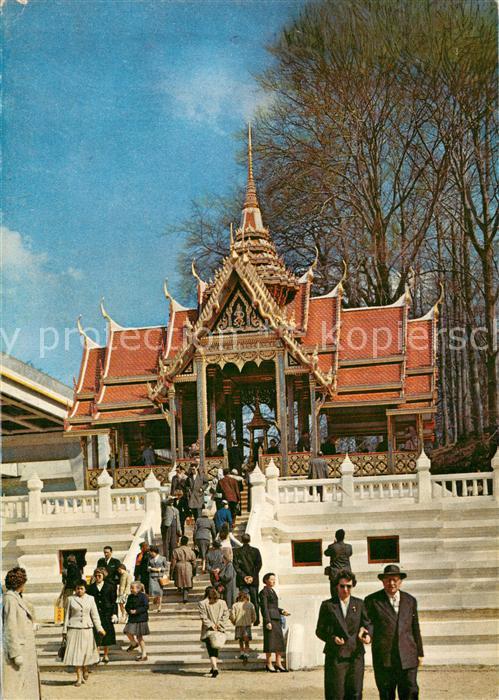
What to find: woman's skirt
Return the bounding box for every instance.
[234,625,252,641]
[195,538,210,560]
[123,621,150,637]
[149,577,164,597]
[64,628,100,667]
[262,620,285,653]
[94,613,116,646]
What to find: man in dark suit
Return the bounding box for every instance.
[308,450,329,501]
[218,468,241,525]
[316,569,372,700]
[97,546,121,587]
[233,533,263,625]
[324,529,353,596]
[364,565,424,700]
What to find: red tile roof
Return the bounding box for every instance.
[302,297,338,346]
[76,347,105,394]
[69,399,93,419]
[284,281,308,330]
[334,391,401,402]
[339,306,404,360]
[407,320,433,368]
[98,382,151,405]
[95,407,160,422]
[337,363,401,388]
[105,327,166,378]
[405,374,432,395]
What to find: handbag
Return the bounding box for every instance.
[206,630,226,649]
[57,638,66,661]
[159,576,170,587]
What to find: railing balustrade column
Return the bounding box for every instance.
[97,468,113,518]
[340,454,355,507]
[492,448,499,503]
[144,470,162,534]
[250,464,266,506]
[416,450,432,504]
[27,473,43,522]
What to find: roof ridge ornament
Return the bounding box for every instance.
[100,298,125,331]
[76,315,100,349]
[191,260,205,286]
[163,279,188,313]
[244,122,259,210]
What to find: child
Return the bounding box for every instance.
[124,581,150,661]
[229,589,256,661]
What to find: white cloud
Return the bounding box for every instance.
[160,66,271,133]
[1,225,83,283]
[1,225,50,283]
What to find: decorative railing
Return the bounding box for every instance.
[353,475,417,500]
[278,478,342,504]
[111,489,146,512]
[1,496,29,522]
[41,492,99,516]
[431,472,493,498]
[87,464,171,489]
[264,451,417,478]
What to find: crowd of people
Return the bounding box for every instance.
[2,459,424,700]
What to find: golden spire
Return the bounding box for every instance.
[243,123,259,209]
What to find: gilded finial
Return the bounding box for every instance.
[100,298,112,323]
[243,122,259,209]
[163,279,172,304]
[230,222,234,249]
[191,260,205,285]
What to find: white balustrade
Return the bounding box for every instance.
[431,473,492,499]
[111,489,146,512]
[278,478,341,504]
[1,496,29,521]
[40,492,99,516]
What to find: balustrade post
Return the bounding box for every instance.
[492,447,499,503]
[340,454,355,507]
[265,459,280,503]
[144,470,162,533]
[97,468,113,518]
[27,473,43,522]
[249,464,266,507]
[416,449,432,503]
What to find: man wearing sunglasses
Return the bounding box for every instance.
[316,569,372,699]
[365,564,423,699]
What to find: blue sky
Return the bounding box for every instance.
[1,0,305,384]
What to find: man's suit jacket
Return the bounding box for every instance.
[97,556,121,585]
[364,589,424,669]
[233,544,263,588]
[316,595,372,659]
[324,541,353,571]
[218,475,240,503]
[308,457,329,480]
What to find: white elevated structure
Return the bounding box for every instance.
[248,450,499,668]
[1,469,168,621]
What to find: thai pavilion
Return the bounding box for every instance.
[66,130,438,488]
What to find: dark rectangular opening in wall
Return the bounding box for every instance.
[367,536,399,564]
[291,539,322,567]
[58,549,87,575]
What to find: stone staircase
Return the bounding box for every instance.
[270,499,499,666]
[36,492,267,673]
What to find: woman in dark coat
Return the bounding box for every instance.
[259,572,290,672]
[123,582,149,661]
[86,568,117,662]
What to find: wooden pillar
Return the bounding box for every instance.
[107,429,117,486]
[168,386,177,464]
[276,351,289,476]
[80,436,89,489]
[287,377,295,451]
[208,368,218,454]
[295,378,305,447]
[195,355,207,469]
[223,379,233,450]
[309,377,319,456]
[416,413,423,455]
[233,390,244,452]
[387,413,394,474]
[91,434,99,469]
[177,391,184,458]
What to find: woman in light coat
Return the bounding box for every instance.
[170,536,197,603]
[63,579,105,686]
[116,563,133,622]
[147,545,168,613]
[2,567,41,700]
[198,586,230,678]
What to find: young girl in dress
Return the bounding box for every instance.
[123,582,150,661]
[229,589,256,662]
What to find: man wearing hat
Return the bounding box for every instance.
[365,565,423,700]
[160,496,181,562]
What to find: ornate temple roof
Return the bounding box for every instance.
[66,128,438,432]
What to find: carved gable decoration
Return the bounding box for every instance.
[214,288,267,334]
